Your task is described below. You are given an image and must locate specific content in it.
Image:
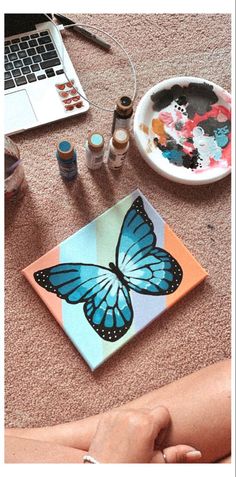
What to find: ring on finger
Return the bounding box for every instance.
[162,451,167,463]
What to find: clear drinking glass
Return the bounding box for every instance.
[4,136,26,200]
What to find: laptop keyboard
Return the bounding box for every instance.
[4,30,64,90]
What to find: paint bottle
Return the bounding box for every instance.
[107,128,130,170]
[85,132,105,170]
[111,96,133,134]
[56,140,78,180]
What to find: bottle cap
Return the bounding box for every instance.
[112,128,129,149]
[116,96,133,113]
[57,140,74,160]
[88,132,104,151]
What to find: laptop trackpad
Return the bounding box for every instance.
[5,90,37,133]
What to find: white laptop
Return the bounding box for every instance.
[4,14,89,135]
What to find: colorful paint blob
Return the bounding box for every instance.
[150,82,231,172]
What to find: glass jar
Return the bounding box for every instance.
[4,136,26,200]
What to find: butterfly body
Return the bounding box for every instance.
[34,197,183,342]
[108,262,128,286]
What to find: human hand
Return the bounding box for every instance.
[86,406,202,463]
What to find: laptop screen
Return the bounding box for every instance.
[5,14,52,37]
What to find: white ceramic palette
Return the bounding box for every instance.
[134,76,231,185]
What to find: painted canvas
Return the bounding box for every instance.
[22,190,207,370]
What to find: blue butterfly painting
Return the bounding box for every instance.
[34,197,183,342]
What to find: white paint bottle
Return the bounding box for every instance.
[107,128,130,170]
[85,132,105,169]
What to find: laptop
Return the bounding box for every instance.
[4,14,89,135]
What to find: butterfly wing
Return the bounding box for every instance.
[116,196,183,295]
[84,279,133,341]
[34,263,133,341]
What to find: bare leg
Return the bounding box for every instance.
[5,436,85,463]
[5,359,231,463]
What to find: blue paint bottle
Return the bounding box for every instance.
[56,140,78,180]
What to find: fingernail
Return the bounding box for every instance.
[185,450,202,460]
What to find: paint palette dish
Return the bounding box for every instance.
[22,190,207,371]
[134,76,231,185]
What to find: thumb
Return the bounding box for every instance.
[148,406,170,441]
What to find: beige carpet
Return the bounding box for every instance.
[5,14,231,428]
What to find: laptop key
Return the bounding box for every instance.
[5,41,11,46]
[29,39,37,47]
[32,55,41,63]
[10,44,20,52]
[18,51,27,59]
[12,69,22,77]
[45,68,55,77]
[23,57,32,66]
[14,60,23,68]
[31,33,39,38]
[42,51,57,60]
[45,43,55,51]
[27,73,37,83]
[5,71,12,80]
[19,41,28,50]
[27,48,37,56]
[31,64,40,72]
[21,35,30,40]
[41,58,60,69]
[37,45,45,53]
[5,46,10,54]
[22,66,31,74]
[38,74,46,80]
[15,76,27,86]
[38,36,51,45]
[39,31,48,36]
[4,55,8,62]
[5,79,15,90]
[8,52,18,61]
[12,38,20,44]
[5,63,14,71]
[56,69,64,75]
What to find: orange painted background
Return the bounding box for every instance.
[165,224,208,309]
[22,246,63,327]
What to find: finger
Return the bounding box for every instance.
[151,445,202,463]
[148,406,170,440]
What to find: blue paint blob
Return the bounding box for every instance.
[214,127,229,148]
[163,149,183,165]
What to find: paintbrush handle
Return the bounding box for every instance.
[73,26,111,51]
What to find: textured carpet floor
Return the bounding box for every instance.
[5,14,231,428]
